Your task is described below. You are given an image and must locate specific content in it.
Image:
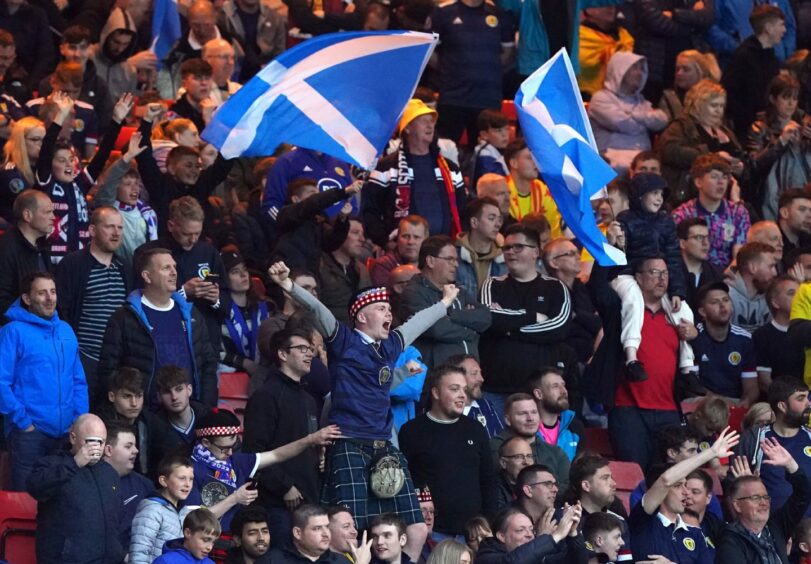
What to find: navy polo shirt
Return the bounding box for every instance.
[693,324,756,398]
[628,503,712,563]
[759,426,811,516]
[431,1,515,109]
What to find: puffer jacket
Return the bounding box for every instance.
[615,179,686,298]
[154,538,215,564]
[544,410,583,461]
[130,494,193,564]
[96,290,218,409]
[746,110,811,219]
[0,299,88,437]
[455,232,507,305]
[588,52,668,160]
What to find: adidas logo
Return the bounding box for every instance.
[701,354,709,362]
[452,16,463,24]
[303,165,313,172]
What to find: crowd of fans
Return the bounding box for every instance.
[5,0,811,562]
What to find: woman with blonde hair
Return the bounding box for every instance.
[742,402,775,431]
[659,50,722,121]
[0,116,46,223]
[427,539,473,564]
[151,118,200,172]
[658,79,748,204]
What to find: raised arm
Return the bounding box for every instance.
[642,427,739,514]
[268,261,338,337]
[36,92,73,184]
[397,284,459,346]
[85,93,133,180]
[256,425,341,469]
[94,132,147,206]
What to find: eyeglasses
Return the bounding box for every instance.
[502,453,535,462]
[529,480,559,489]
[687,235,709,242]
[551,250,579,260]
[287,344,316,355]
[503,243,537,253]
[643,268,669,278]
[208,441,237,455]
[431,255,459,265]
[736,494,771,503]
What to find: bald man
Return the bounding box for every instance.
[543,237,602,364]
[476,174,514,233]
[748,220,784,263]
[28,414,126,564]
[201,38,241,105]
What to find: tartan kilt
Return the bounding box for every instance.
[321,438,424,530]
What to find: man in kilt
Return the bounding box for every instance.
[267,261,459,561]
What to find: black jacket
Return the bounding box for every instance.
[475,535,566,564]
[242,367,321,507]
[682,258,725,314]
[0,227,51,321]
[723,35,782,140]
[134,119,233,236]
[273,186,350,274]
[0,2,56,88]
[716,469,811,564]
[27,455,124,564]
[97,291,219,409]
[258,546,347,564]
[55,247,132,331]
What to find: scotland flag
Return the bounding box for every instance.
[515,49,626,266]
[202,31,438,169]
[151,0,181,69]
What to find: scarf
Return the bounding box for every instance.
[393,148,461,238]
[224,300,269,360]
[117,200,159,241]
[192,443,237,489]
[730,521,781,564]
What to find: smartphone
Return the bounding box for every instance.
[246,478,259,490]
[204,273,220,284]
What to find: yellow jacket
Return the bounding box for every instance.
[507,175,562,238]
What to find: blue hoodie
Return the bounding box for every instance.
[153,539,215,564]
[0,299,88,437]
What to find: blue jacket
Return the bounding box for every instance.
[495,0,624,76]
[153,539,215,564]
[707,0,796,65]
[544,410,581,460]
[0,299,87,437]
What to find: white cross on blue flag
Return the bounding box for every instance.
[515,49,627,266]
[202,31,438,169]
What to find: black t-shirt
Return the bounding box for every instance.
[753,321,805,379]
[237,6,259,51]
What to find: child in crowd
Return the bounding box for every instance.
[155,365,212,444]
[608,172,693,381]
[152,118,201,173]
[152,508,222,564]
[794,518,811,564]
[582,512,627,563]
[130,455,196,564]
[471,109,510,187]
[687,396,730,475]
[94,131,158,262]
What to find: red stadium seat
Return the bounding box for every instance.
[583,427,614,459]
[501,100,517,122]
[609,460,644,514]
[0,491,37,564]
[113,126,137,152]
[218,371,251,424]
[728,405,747,433]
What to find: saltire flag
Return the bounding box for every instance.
[515,49,626,266]
[151,0,181,70]
[202,31,438,169]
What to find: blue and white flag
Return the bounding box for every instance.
[202,31,437,169]
[515,49,626,266]
[150,0,181,69]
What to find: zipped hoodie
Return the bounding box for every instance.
[0,299,87,436]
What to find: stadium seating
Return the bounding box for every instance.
[609,460,644,514]
[0,491,37,564]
